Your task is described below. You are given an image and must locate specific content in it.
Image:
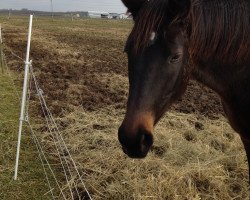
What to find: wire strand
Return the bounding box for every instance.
[30,66,92,200]
[30,65,82,199]
[28,121,68,200]
[1,25,92,200]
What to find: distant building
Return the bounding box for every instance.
[101,13,110,19]
[119,13,131,19]
[109,13,120,19]
[79,12,88,18]
[88,11,109,18]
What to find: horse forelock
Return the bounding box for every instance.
[127,0,170,54]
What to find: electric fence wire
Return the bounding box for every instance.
[0,29,92,199]
[29,65,81,200]
[1,44,68,199]
[26,73,56,200]
[1,49,64,199]
[30,65,92,200]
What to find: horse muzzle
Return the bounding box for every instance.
[118,126,153,158]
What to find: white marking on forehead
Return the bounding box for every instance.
[150,32,156,41]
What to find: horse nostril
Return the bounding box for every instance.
[118,125,153,158]
[139,130,153,153]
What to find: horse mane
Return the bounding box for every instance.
[189,0,250,64]
[128,0,250,64]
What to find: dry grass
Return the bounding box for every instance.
[2,16,249,199]
[56,105,249,199]
[0,68,51,200]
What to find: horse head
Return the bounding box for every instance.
[118,0,191,158]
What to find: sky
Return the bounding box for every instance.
[0,0,127,13]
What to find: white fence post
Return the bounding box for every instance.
[8,9,11,20]
[0,24,3,73]
[0,24,2,44]
[14,15,33,180]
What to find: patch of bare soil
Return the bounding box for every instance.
[4,24,223,119]
[2,19,247,200]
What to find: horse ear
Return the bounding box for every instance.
[169,0,191,18]
[121,0,146,17]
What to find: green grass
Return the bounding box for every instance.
[0,70,51,200]
[1,15,249,199]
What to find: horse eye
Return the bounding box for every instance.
[168,54,182,64]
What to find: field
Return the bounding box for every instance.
[0,63,51,198]
[1,16,249,199]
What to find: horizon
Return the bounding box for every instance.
[0,8,126,14]
[0,0,126,13]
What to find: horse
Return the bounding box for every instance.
[118,0,250,177]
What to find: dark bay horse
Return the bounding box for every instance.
[118,0,250,176]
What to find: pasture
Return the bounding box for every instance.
[1,16,249,199]
[0,66,51,199]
